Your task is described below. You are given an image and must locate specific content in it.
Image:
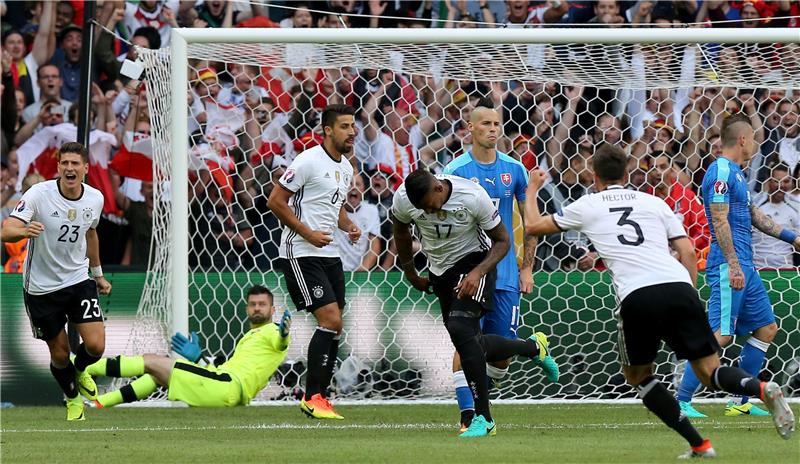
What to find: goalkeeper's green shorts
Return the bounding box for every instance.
[168,360,242,407]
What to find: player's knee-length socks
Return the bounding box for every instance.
[321,334,340,396]
[446,317,492,422]
[73,343,102,373]
[97,375,158,407]
[50,361,78,399]
[737,337,769,404]
[678,355,767,404]
[305,327,336,400]
[677,363,702,403]
[86,355,145,378]
[638,376,704,447]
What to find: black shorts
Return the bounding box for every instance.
[617,282,720,366]
[24,279,104,341]
[429,251,496,324]
[279,257,346,312]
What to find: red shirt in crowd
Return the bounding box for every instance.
[657,181,710,252]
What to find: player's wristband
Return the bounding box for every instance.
[779,229,798,244]
[91,266,104,277]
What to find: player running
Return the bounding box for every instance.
[443,98,558,431]
[525,143,794,458]
[392,169,555,438]
[86,285,290,407]
[677,113,800,418]
[1,142,111,421]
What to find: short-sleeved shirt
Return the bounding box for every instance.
[444,151,528,292]
[277,145,354,259]
[334,202,381,271]
[218,323,289,405]
[554,185,691,302]
[391,175,502,276]
[10,180,104,295]
[751,194,799,268]
[701,157,753,268]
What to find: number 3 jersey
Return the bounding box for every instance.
[10,180,104,295]
[277,145,354,259]
[391,175,502,276]
[553,186,691,301]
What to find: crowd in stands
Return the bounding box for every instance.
[1,0,798,274]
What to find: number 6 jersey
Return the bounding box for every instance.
[10,180,104,295]
[553,185,691,301]
[277,144,354,259]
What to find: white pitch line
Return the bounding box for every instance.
[1,421,775,434]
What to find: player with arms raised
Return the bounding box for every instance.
[678,113,800,418]
[267,104,360,420]
[525,144,794,458]
[443,98,558,430]
[392,169,555,438]
[1,142,111,421]
[85,286,290,408]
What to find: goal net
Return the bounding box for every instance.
[130,28,799,402]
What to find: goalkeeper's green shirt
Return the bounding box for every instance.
[218,323,289,404]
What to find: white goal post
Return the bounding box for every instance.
[127,26,800,402]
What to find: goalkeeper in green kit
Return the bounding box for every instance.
[87,286,291,407]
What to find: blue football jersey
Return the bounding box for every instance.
[701,157,753,268]
[443,151,528,292]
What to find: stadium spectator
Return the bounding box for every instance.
[21,65,71,126]
[55,1,75,34]
[119,180,154,268]
[1,2,55,106]
[14,97,65,146]
[124,0,178,46]
[771,100,799,174]
[335,173,381,272]
[97,6,162,86]
[49,24,82,103]
[280,3,313,28]
[751,164,800,268]
[647,152,710,252]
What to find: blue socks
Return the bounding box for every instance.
[736,337,769,404]
[677,362,702,403]
[453,370,474,414]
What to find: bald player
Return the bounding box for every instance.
[678,113,800,419]
[443,98,558,432]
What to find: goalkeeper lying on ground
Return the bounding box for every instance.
[87,285,291,407]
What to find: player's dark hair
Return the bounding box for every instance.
[404,169,435,208]
[321,104,356,130]
[247,285,273,303]
[720,113,752,147]
[57,142,89,163]
[473,96,495,111]
[593,143,628,183]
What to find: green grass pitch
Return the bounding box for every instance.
[1,404,797,463]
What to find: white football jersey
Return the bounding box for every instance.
[392,175,501,275]
[10,180,104,295]
[277,144,354,259]
[553,185,691,302]
[751,194,799,268]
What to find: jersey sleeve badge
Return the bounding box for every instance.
[15,200,25,212]
[713,181,728,195]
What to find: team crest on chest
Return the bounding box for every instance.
[470,177,480,184]
[501,173,512,186]
[455,210,467,221]
[82,208,93,222]
[67,209,77,221]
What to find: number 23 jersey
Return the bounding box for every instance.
[277,145,354,259]
[553,185,691,301]
[10,180,104,295]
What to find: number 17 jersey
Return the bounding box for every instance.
[553,186,691,302]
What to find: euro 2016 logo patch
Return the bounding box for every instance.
[713,181,728,195]
[15,200,25,212]
[282,169,296,184]
[313,286,324,299]
[500,173,512,186]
